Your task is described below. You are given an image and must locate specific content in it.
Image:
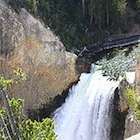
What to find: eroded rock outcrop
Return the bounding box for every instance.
[0,0,80,119]
[123,60,140,139]
[110,80,129,140]
[110,71,139,140]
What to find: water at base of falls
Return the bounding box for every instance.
[53,70,119,140]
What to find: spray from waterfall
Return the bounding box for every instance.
[53,66,119,140]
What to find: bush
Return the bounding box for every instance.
[125,88,136,109]
[125,88,140,121]
[0,68,57,139]
[0,98,57,140]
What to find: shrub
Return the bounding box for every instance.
[125,88,136,109]
[0,68,57,139]
[0,98,57,140]
[125,88,140,121]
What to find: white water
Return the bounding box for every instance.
[53,70,119,140]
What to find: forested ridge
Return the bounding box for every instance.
[6,0,140,50]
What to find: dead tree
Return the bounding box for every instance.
[0,86,21,140]
[0,113,12,140]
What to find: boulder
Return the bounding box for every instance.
[0,0,80,119]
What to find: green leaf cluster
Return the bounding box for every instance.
[0,68,26,91]
[125,88,140,121]
[13,68,27,83]
[0,98,57,140]
[0,77,12,91]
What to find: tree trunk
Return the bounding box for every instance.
[82,0,85,17]
[106,0,109,25]
[0,114,12,140]
[0,86,21,140]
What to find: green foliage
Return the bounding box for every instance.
[136,0,140,9]
[0,98,57,140]
[0,98,24,139]
[0,70,57,139]
[116,0,127,15]
[0,98,24,129]
[13,68,27,83]
[0,68,26,91]
[20,118,57,140]
[9,98,24,122]
[125,88,136,108]
[125,88,140,121]
[27,0,37,13]
[0,77,12,91]
[6,0,139,50]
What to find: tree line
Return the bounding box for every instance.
[6,0,140,50]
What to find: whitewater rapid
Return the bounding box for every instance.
[53,70,119,140]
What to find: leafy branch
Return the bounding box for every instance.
[0,68,57,140]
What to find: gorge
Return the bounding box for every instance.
[0,0,140,139]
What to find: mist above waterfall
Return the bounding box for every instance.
[53,70,119,140]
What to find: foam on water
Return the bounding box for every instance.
[53,70,119,140]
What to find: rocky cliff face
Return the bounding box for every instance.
[110,71,140,140]
[123,60,140,139]
[110,80,129,140]
[0,0,80,119]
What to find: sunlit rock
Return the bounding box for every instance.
[0,0,79,119]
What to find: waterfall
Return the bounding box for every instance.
[53,69,119,140]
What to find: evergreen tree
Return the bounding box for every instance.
[136,0,140,9]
